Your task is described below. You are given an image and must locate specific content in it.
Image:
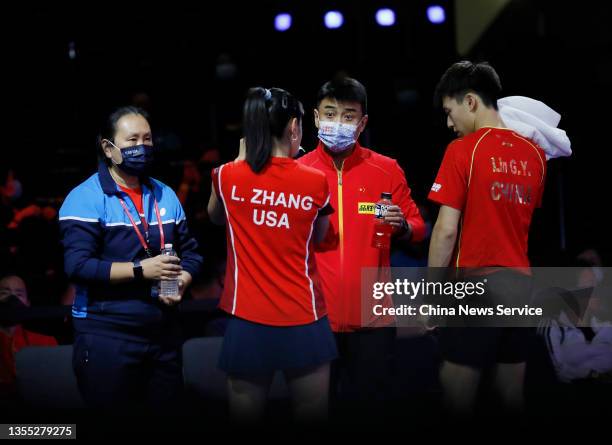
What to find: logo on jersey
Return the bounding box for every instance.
[358,202,376,214]
[431,183,442,192]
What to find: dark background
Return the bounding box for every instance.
[3,0,611,301]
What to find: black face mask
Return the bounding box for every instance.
[0,294,28,327]
[0,294,27,310]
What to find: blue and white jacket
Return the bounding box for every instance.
[59,163,203,341]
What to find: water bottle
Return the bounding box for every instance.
[372,192,393,249]
[159,243,179,297]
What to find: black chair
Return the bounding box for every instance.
[15,345,85,410]
[182,337,289,401]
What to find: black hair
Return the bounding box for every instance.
[97,106,150,165]
[243,87,304,173]
[433,61,502,110]
[316,77,368,115]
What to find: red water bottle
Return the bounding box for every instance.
[372,192,393,249]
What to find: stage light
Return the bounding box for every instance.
[375,8,396,27]
[427,5,446,24]
[274,13,292,32]
[324,11,344,29]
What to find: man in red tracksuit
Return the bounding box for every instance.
[298,77,425,404]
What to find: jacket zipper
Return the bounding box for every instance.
[335,163,346,331]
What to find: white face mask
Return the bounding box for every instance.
[318,120,359,153]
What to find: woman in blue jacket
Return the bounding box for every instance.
[59,106,202,412]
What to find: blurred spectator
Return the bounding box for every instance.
[538,249,612,383]
[0,275,57,398]
[0,169,22,207]
[541,312,612,383]
[1,168,57,230]
[1,164,65,306]
[177,160,202,206]
[0,168,22,230]
[7,204,57,230]
[576,248,604,288]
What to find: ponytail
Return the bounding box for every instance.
[243,87,304,173]
[244,87,273,173]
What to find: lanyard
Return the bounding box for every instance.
[118,194,165,258]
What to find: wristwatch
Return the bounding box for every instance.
[133,259,144,281]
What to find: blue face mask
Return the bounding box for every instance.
[317,120,359,153]
[109,141,155,176]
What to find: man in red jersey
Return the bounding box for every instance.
[428,61,547,414]
[0,275,58,399]
[298,77,426,404]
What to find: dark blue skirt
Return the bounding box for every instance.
[218,316,338,376]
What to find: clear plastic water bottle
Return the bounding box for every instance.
[159,243,179,297]
[372,192,393,249]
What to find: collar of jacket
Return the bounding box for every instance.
[98,162,152,196]
[314,140,366,171]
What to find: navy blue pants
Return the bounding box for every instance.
[72,332,183,414]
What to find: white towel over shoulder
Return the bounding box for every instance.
[498,96,572,160]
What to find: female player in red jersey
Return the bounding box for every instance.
[208,87,337,423]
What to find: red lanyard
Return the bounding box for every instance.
[118,194,165,257]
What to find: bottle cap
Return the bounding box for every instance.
[164,244,173,249]
[381,192,392,200]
